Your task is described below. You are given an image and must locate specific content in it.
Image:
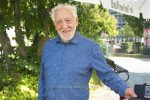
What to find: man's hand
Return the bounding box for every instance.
[124,87,137,99]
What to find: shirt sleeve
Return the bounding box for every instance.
[91,43,128,97]
[38,44,46,100]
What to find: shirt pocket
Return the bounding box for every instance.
[43,54,59,70]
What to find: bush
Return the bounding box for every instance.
[90,70,103,86]
[0,74,38,99]
[121,42,133,53]
[0,58,39,99]
[133,42,142,53]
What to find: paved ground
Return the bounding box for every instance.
[109,57,150,73]
[109,57,150,87]
[89,56,150,100]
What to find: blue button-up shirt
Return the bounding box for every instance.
[38,33,128,100]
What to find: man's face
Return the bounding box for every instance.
[54,8,78,42]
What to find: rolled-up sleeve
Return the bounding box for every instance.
[91,43,128,97]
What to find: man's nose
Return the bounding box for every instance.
[61,21,67,29]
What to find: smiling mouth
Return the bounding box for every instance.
[62,30,71,33]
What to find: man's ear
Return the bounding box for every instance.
[76,17,79,27]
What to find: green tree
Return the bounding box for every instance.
[76,3,118,40]
[0,0,14,66]
[0,1,118,63]
[118,22,135,39]
[123,14,144,38]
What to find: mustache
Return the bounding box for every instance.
[61,29,71,33]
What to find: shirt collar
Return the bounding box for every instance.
[56,32,80,44]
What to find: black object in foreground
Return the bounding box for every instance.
[134,83,150,100]
[106,58,129,82]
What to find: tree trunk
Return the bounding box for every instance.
[29,33,40,58]
[37,36,49,57]
[36,1,50,57]
[0,30,13,66]
[11,0,27,58]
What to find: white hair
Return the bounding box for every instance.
[50,4,77,22]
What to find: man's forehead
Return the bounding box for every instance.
[55,8,75,19]
[55,7,73,14]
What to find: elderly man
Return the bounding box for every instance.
[38,4,137,100]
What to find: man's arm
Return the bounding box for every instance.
[38,63,45,100]
[91,43,136,98]
[38,47,46,100]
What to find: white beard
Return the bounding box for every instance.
[58,29,76,42]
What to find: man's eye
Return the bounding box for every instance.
[56,21,62,24]
[66,19,71,22]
